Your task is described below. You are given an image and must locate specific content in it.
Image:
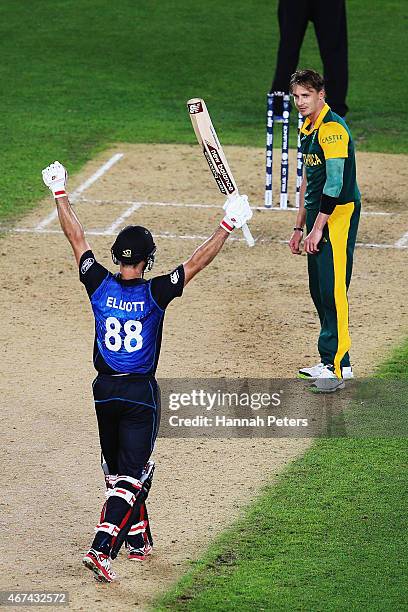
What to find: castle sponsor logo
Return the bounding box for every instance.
[321,133,343,144]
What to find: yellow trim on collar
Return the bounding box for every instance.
[300,103,330,135]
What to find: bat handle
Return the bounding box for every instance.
[241,223,255,247]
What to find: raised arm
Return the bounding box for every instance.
[42,161,90,264]
[183,194,252,286]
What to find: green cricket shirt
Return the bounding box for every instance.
[300,103,361,210]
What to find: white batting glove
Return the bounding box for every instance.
[220,194,253,233]
[42,161,68,199]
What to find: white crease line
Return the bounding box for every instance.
[8,227,230,240]
[80,198,224,209]
[78,197,392,216]
[35,153,124,230]
[395,231,408,248]
[356,241,406,249]
[8,227,243,242]
[5,226,408,249]
[103,202,141,235]
[259,207,391,216]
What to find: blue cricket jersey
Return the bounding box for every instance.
[79,251,184,375]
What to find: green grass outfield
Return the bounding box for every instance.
[0,0,406,221]
[1,2,406,608]
[153,343,408,611]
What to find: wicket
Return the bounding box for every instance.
[264,92,304,209]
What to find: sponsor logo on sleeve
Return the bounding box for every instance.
[170,269,180,284]
[81,257,95,275]
[321,133,343,144]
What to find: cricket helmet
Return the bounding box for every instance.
[111,225,156,270]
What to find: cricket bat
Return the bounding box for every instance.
[187,98,255,247]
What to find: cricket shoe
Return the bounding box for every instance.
[309,365,345,394]
[298,362,353,381]
[128,542,153,561]
[82,548,117,583]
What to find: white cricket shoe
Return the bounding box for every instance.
[82,548,117,583]
[342,366,354,380]
[309,365,345,394]
[298,362,353,381]
[128,542,153,561]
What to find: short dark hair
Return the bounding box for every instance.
[289,69,325,93]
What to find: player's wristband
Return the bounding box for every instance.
[220,216,234,233]
[53,189,67,199]
[293,227,304,232]
[320,194,338,215]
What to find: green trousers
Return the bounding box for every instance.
[306,202,360,378]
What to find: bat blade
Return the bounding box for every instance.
[187,98,254,247]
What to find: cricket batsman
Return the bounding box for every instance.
[42,161,252,582]
[288,69,361,393]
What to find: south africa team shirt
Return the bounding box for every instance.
[79,251,184,375]
[300,103,361,209]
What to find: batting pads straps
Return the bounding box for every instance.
[105,474,142,490]
[104,475,142,509]
[110,461,155,559]
[94,475,143,538]
[95,522,120,536]
[106,486,139,506]
[128,519,149,536]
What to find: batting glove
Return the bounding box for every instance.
[42,161,68,199]
[220,194,253,232]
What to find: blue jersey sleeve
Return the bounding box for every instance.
[79,250,110,297]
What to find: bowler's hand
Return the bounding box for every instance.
[304,227,323,254]
[289,229,303,254]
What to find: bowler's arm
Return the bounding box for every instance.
[288,172,307,254]
[296,173,307,228]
